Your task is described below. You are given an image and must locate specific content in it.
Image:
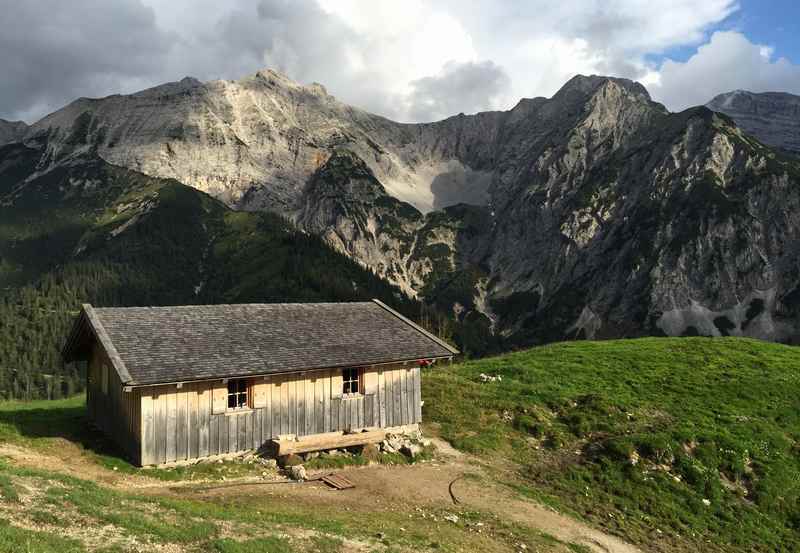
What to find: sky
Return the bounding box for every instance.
[1,0,800,124]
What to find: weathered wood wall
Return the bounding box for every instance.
[138,363,421,466]
[86,343,142,464]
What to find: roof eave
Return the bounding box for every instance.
[125,353,455,388]
[371,298,460,355]
[78,304,134,384]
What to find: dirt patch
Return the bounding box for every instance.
[188,437,642,553]
[1,435,643,553]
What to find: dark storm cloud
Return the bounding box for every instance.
[407,61,511,122]
[0,0,175,122]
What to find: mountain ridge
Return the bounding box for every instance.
[4,69,800,355]
[706,89,800,154]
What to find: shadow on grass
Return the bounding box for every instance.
[0,399,131,465]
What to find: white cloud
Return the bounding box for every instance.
[5,0,797,123]
[650,31,800,111]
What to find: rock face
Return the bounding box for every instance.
[24,70,491,213]
[706,90,800,155]
[0,119,28,146]
[10,70,800,347]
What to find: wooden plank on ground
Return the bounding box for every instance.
[321,473,355,490]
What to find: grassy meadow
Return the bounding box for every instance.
[0,336,798,551]
[424,337,800,551]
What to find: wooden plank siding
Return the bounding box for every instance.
[86,343,142,464]
[136,363,422,466]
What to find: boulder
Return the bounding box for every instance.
[387,435,404,451]
[401,443,423,459]
[279,453,303,468]
[361,443,381,462]
[289,465,307,481]
[259,458,278,469]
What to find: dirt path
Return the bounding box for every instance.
[185,438,644,553]
[0,437,645,553]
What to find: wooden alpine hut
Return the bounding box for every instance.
[61,300,458,466]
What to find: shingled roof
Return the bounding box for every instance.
[63,300,458,386]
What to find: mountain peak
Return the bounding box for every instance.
[706,90,800,154]
[0,118,29,146]
[556,74,651,101]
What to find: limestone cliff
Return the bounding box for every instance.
[10,70,800,347]
[707,90,800,155]
[0,119,28,146]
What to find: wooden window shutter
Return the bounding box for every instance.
[252,379,268,408]
[211,382,227,414]
[331,370,343,399]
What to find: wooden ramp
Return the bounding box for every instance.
[320,473,355,490]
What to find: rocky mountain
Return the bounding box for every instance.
[0,140,424,398]
[706,90,800,155]
[0,119,27,146]
[7,69,800,352]
[23,70,489,214]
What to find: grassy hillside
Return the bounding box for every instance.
[423,337,800,552]
[0,399,588,553]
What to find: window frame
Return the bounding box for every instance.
[226,378,251,411]
[342,367,363,397]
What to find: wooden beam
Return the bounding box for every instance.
[272,428,385,456]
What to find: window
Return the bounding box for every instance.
[342,368,362,396]
[227,379,249,410]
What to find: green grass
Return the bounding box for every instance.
[0,394,273,482]
[302,447,434,470]
[0,519,84,553]
[5,336,796,551]
[423,337,800,552]
[211,537,294,553]
[0,394,574,552]
[0,455,573,553]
